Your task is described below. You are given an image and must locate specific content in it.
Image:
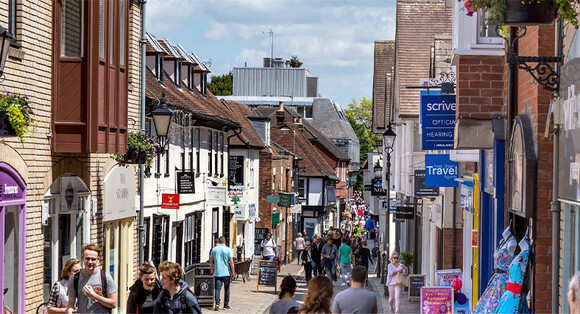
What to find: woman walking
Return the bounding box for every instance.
[358,241,373,272]
[299,276,334,314]
[269,275,300,314]
[126,262,162,313]
[301,242,313,282]
[294,233,305,265]
[47,258,81,313]
[386,251,407,314]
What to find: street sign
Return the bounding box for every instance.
[162,194,179,209]
[414,170,439,197]
[371,178,386,196]
[420,93,456,150]
[425,154,458,187]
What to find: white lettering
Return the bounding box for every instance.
[426,102,456,112]
[3,184,18,195]
[564,84,580,131]
[571,154,580,185]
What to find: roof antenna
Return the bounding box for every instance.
[263,29,274,65]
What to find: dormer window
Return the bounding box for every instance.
[181,64,190,88]
[174,60,181,87]
[201,73,207,96]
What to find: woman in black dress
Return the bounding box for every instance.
[358,240,373,271]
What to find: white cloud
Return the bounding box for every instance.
[146,0,396,106]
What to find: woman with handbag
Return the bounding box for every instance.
[301,242,314,283]
[386,251,408,314]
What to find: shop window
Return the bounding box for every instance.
[174,221,183,265]
[562,203,580,313]
[184,213,202,271]
[61,0,84,58]
[3,206,21,313]
[212,207,219,243]
[152,214,169,267]
[223,207,231,245]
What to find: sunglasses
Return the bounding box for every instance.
[392,257,399,259]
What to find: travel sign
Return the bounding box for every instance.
[425,154,458,187]
[420,93,456,150]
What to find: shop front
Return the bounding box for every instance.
[102,165,137,312]
[43,174,91,302]
[0,162,26,313]
[559,33,580,312]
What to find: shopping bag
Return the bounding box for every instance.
[396,272,409,287]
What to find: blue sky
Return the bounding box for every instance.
[146,0,396,108]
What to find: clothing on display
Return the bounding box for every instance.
[497,235,531,314]
[473,227,517,314]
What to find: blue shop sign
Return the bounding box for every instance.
[425,154,459,187]
[420,93,456,150]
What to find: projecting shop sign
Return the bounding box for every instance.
[425,154,458,187]
[420,93,456,150]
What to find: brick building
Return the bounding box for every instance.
[0,1,143,311]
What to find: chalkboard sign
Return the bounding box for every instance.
[254,228,269,255]
[409,274,426,298]
[256,260,277,292]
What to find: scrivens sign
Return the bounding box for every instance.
[420,93,456,150]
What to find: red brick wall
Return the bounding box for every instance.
[442,228,463,270]
[456,55,505,119]
[515,24,555,313]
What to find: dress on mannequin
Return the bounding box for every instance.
[497,235,531,313]
[473,227,517,313]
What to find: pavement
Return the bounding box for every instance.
[201,238,420,313]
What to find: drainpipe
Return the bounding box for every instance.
[138,0,147,266]
[505,27,518,228]
[551,20,563,313]
[452,186,457,269]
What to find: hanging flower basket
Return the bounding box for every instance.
[113,131,158,165]
[461,0,578,28]
[0,92,33,143]
[503,0,556,26]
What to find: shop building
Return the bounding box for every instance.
[142,35,240,273]
[0,0,144,311]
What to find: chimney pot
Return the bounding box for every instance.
[278,101,284,112]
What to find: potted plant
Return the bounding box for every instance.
[114,130,158,165]
[400,251,414,272]
[461,0,579,28]
[0,92,33,143]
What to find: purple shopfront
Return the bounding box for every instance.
[0,162,26,313]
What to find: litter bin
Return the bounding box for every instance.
[191,263,214,307]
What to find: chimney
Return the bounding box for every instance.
[296,117,304,130]
[276,101,285,126]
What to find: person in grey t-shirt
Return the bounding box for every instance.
[331,266,377,314]
[269,275,301,314]
[66,243,117,314]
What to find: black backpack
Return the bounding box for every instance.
[73,269,108,300]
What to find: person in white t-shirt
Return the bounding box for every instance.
[261,232,277,260]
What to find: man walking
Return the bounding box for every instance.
[66,243,117,314]
[337,238,353,286]
[311,235,323,276]
[321,237,337,282]
[210,236,236,311]
[331,266,378,314]
[364,216,375,240]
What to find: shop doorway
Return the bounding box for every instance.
[43,174,90,302]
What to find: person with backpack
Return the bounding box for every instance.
[154,261,201,313]
[209,236,236,311]
[260,232,277,261]
[66,243,117,314]
[126,262,162,313]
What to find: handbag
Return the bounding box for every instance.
[396,271,409,287]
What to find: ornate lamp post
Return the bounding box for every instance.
[151,92,173,155]
[382,124,396,253]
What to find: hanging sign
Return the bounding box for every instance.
[248,203,257,219]
[272,211,280,225]
[420,93,456,150]
[279,193,294,208]
[425,154,458,187]
[266,195,280,203]
[395,206,414,220]
[371,178,386,196]
[414,170,439,197]
[420,286,453,314]
[104,166,137,221]
[162,193,180,209]
[177,171,195,194]
[234,205,245,219]
[228,156,244,186]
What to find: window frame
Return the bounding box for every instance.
[476,11,503,45]
[208,130,213,176]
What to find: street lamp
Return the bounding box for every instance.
[151,92,173,154]
[373,159,382,178]
[0,25,14,77]
[382,123,396,254]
